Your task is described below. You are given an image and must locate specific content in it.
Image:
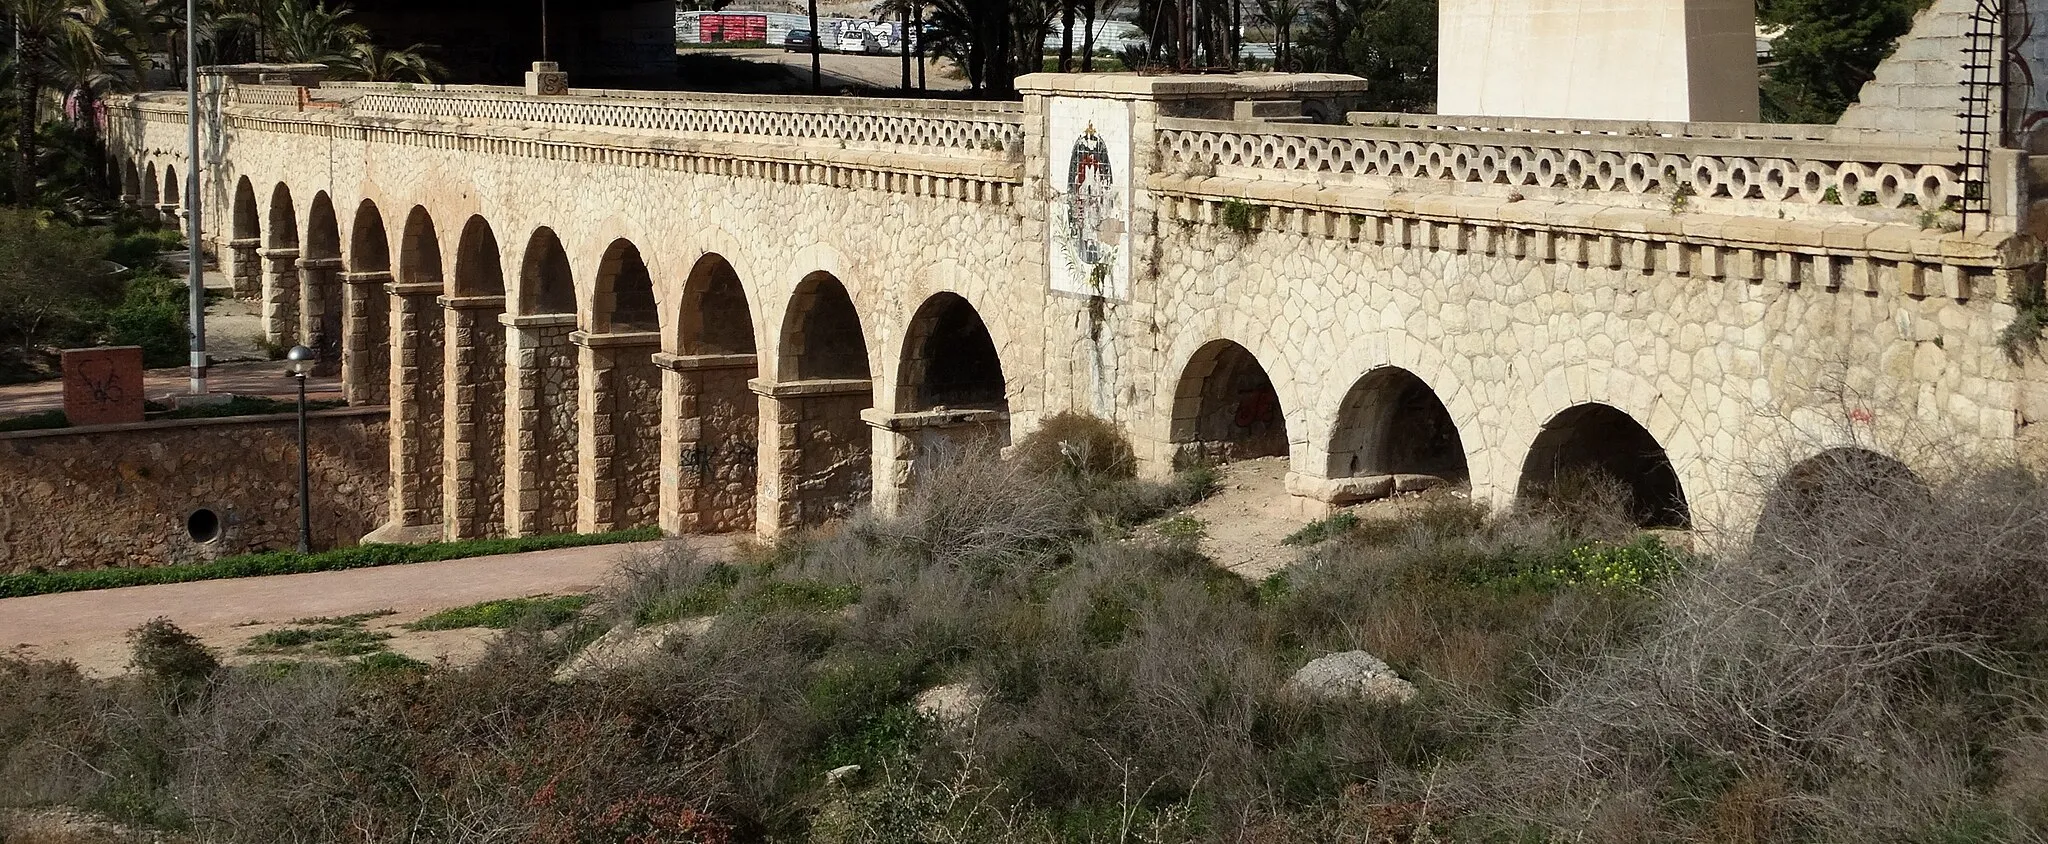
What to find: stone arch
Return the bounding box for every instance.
[507,226,581,536]
[592,238,658,333]
[266,183,298,249]
[1755,447,1928,548]
[453,215,505,297]
[301,192,343,375]
[678,253,757,355]
[666,252,761,534]
[343,199,392,404]
[518,227,575,316]
[349,200,390,272]
[898,292,1006,412]
[119,159,139,199]
[161,166,179,210]
[232,178,260,240]
[1327,366,1469,484]
[767,271,874,528]
[1169,339,1288,465]
[1516,403,1690,528]
[141,162,158,206]
[444,214,509,538]
[399,206,443,286]
[779,272,870,381]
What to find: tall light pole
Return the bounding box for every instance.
[808,0,821,93]
[286,344,316,552]
[186,0,206,397]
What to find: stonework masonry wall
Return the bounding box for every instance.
[0,409,389,572]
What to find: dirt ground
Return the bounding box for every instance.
[0,538,731,678]
[1169,456,1477,581]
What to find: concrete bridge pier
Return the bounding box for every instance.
[573,331,661,534]
[442,295,507,540]
[340,271,391,405]
[260,246,301,347]
[502,314,580,537]
[386,282,446,536]
[655,353,759,536]
[750,378,873,538]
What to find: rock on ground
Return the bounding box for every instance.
[913,682,988,729]
[552,617,714,682]
[1283,651,1418,705]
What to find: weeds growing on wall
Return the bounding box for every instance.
[1219,198,1266,236]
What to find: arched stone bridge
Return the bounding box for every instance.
[104,63,2048,544]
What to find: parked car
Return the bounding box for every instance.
[783,29,816,51]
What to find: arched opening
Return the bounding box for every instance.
[511,226,581,535]
[161,166,179,210]
[399,206,442,286]
[301,193,343,376]
[1517,403,1689,528]
[227,178,263,299]
[232,178,260,240]
[266,184,298,249]
[445,215,509,538]
[519,227,575,315]
[900,293,1006,411]
[141,162,158,206]
[670,253,760,533]
[349,200,389,272]
[780,273,870,381]
[120,160,139,199]
[771,272,874,527]
[1328,367,1469,484]
[344,200,391,404]
[1169,339,1288,465]
[679,254,756,355]
[1755,448,1928,551]
[593,239,657,332]
[453,215,505,297]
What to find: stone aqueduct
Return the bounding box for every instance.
[101,59,2048,543]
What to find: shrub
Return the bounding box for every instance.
[128,617,218,704]
[1012,411,1136,481]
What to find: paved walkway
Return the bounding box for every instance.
[0,537,730,676]
[0,361,344,418]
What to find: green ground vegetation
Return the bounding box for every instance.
[4,419,2047,843]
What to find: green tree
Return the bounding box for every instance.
[1759,0,1932,123]
[0,208,118,364]
[334,40,443,83]
[2,0,105,204]
[1299,0,1435,111]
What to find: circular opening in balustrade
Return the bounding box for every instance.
[187,508,222,544]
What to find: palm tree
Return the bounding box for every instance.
[336,39,442,83]
[1,0,106,202]
[262,0,363,64]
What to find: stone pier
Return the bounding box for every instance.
[260,246,301,347]
[386,282,445,535]
[504,314,581,536]
[574,331,661,533]
[442,296,508,539]
[227,237,263,299]
[656,353,759,535]
[862,409,1012,517]
[298,257,344,375]
[753,379,873,537]
[340,271,391,405]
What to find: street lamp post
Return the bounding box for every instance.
[286,345,316,553]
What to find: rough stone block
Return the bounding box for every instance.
[61,346,146,427]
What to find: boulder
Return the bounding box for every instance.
[1282,651,1417,705]
[552,617,713,683]
[825,764,863,786]
[1327,475,1396,505]
[913,682,988,729]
